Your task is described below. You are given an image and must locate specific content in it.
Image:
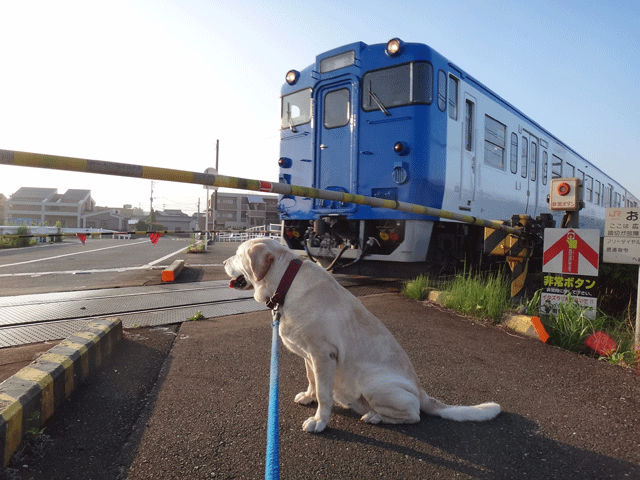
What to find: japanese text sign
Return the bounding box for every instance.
[603,208,640,265]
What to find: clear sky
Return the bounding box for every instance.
[1,0,638,215]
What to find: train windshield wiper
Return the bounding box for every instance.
[286,103,298,133]
[369,88,391,116]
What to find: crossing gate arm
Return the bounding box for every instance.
[0,149,522,236]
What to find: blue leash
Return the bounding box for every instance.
[265,306,281,479]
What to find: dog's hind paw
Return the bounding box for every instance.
[295,392,316,405]
[361,412,382,424]
[302,416,328,433]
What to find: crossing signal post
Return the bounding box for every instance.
[484,214,554,303]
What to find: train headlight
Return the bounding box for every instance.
[278,157,293,168]
[285,70,300,85]
[386,38,404,57]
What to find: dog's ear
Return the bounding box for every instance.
[246,243,275,282]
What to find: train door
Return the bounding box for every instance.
[313,78,358,214]
[521,131,540,216]
[458,93,477,210]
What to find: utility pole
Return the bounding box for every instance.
[213,139,219,233]
[204,140,219,251]
[149,181,155,227]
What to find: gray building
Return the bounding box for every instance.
[212,193,279,230]
[4,187,95,228]
[153,209,191,232]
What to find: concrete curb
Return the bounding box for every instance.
[0,318,122,467]
[424,290,549,342]
[162,259,185,282]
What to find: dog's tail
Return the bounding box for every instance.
[420,390,500,422]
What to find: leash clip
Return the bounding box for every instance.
[271,304,281,325]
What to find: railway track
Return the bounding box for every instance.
[0,281,263,347]
[0,277,401,347]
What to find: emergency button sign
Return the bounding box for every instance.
[543,229,600,276]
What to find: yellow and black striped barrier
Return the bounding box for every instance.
[0,149,522,237]
[484,215,532,301]
[0,318,122,466]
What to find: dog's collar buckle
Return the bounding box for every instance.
[266,258,303,310]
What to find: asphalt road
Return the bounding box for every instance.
[0,237,233,296]
[4,294,640,479]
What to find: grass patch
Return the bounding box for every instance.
[402,275,432,301]
[441,270,511,323]
[403,269,511,323]
[530,292,638,366]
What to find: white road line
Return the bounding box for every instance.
[0,239,148,269]
[0,243,193,277]
[0,266,147,277]
[144,245,190,267]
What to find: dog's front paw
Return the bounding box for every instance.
[295,392,316,405]
[302,416,328,433]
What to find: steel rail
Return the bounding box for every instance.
[0,149,522,236]
[0,296,253,329]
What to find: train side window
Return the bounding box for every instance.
[465,100,474,151]
[615,192,621,207]
[604,184,612,208]
[448,75,458,120]
[510,133,518,174]
[520,137,528,178]
[437,70,446,112]
[585,175,593,202]
[552,155,562,178]
[484,115,506,169]
[323,88,350,129]
[566,162,575,177]
[542,151,548,185]
[529,141,537,181]
[594,179,601,205]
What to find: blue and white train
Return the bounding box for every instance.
[277,38,638,270]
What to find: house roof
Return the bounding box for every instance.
[157,209,189,218]
[10,187,58,202]
[9,187,92,205]
[59,189,91,203]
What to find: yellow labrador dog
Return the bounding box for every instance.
[224,238,500,433]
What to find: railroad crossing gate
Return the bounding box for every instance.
[542,228,599,315]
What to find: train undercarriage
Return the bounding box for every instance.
[281,217,493,278]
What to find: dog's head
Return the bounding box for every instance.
[224,238,280,290]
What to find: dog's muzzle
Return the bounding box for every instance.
[229,275,248,289]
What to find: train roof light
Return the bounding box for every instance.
[285,70,300,85]
[386,38,404,57]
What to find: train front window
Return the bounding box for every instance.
[362,62,433,112]
[281,88,312,130]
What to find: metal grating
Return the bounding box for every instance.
[0,281,263,347]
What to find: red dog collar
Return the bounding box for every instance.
[266,258,303,310]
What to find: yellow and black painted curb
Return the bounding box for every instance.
[0,318,122,467]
